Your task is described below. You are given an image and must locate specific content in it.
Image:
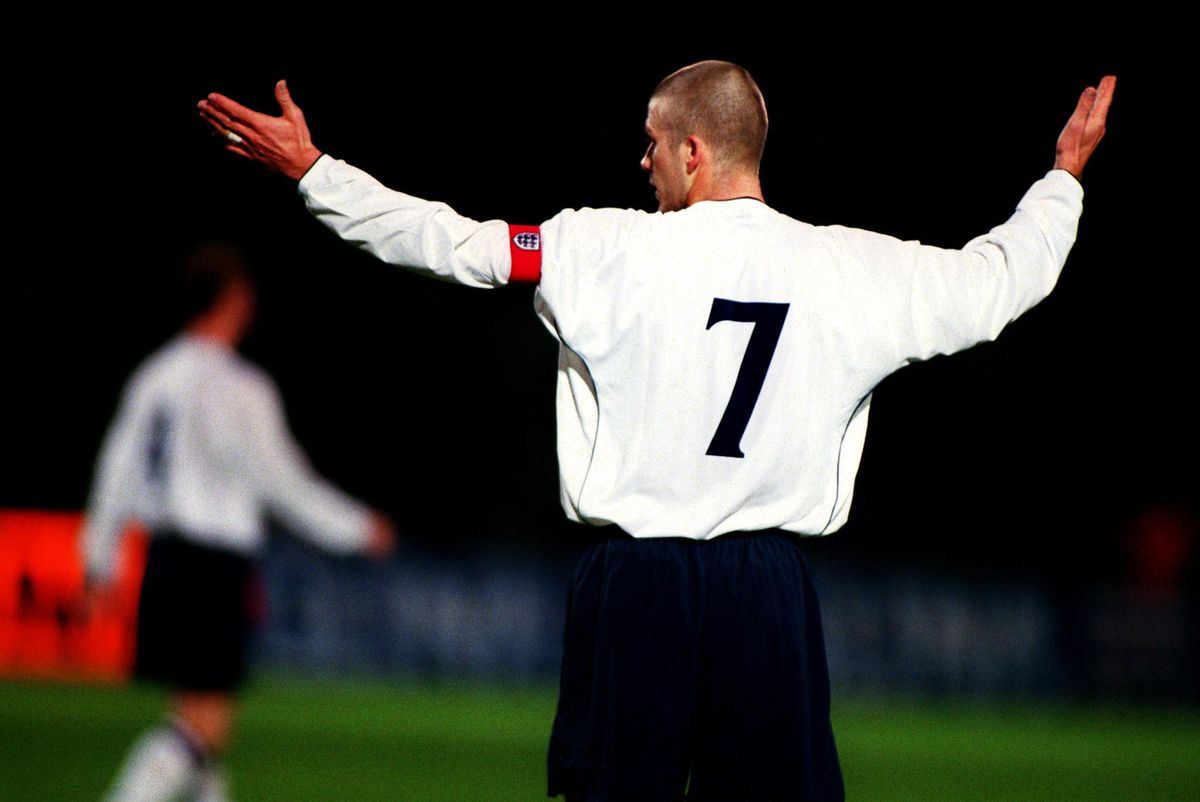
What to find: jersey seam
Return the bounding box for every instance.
[562,342,604,523]
[823,392,870,534]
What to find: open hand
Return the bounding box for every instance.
[198,80,323,181]
[1054,75,1116,180]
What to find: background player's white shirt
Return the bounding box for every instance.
[82,334,372,581]
[300,156,1082,540]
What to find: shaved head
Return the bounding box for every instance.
[651,61,768,176]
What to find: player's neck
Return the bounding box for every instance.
[686,169,763,207]
[186,311,245,349]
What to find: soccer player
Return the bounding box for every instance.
[81,242,395,802]
[198,64,1113,800]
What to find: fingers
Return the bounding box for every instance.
[197,106,228,135]
[197,103,258,161]
[1090,74,1116,127]
[203,92,263,128]
[198,101,254,142]
[1070,86,1097,128]
[203,83,303,128]
[1078,75,1116,147]
[1053,75,1115,179]
[223,141,256,161]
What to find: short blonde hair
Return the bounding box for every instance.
[652,60,768,174]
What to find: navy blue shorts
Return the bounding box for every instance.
[548,530,843,801]
[134,533,256,692]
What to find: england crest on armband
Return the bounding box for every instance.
[513,231,540,251]
[508,224,542,283]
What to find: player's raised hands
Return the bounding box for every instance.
[1054,75,1116,180]
[198,80,323,181]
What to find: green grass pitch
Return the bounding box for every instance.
[0,679,1196,800]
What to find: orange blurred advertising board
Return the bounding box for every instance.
[0,510,146,682]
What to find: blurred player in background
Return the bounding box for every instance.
[81,242,395,802]
[199,64,1113,800]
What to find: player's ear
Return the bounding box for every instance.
[685,135,703,174]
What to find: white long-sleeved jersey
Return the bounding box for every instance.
[81,334,372,581]
[300,156,1082,540]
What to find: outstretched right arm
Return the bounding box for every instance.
[299,155,513,287]
[199,83,517,287]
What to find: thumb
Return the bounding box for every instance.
[276,79,299,117]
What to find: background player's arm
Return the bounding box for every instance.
[217,375,394,558]
[79,393,144,587]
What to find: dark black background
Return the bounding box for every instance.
[4,22,1193,581]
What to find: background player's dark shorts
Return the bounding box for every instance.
[548,530,844,801]
[135,533,257,692]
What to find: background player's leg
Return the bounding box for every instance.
[103,692,236,802]
[111,534,245,801]
[549,537,704,801]
[687,534,844,802]
[103,537,210,802]
[194,762,234,802]
[101,717,205,802]
[174,691,236,754]
[175,692,237,801]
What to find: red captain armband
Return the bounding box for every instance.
[508,225,542,283]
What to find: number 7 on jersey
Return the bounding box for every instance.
[705,299,790,459]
